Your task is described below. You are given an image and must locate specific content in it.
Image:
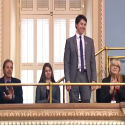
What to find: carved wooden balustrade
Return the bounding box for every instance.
[0,103,125,125]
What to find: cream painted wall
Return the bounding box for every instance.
[2,0,19,78]
[10,0,16,77]
[85,0,93,103]
[2,0,10,67]
[85,0,92,38]
[15,0,20,79]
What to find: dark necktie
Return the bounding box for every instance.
[79,36,84,73]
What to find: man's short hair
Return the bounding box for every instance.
[75,15,87,28]
[3,59,13,69]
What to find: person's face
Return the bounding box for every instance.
[110,63,120,75]
[45,67,52,80]
[76,19,86,35]
[3,62,13,78]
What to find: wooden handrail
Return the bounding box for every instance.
[0,103,122,110]
[0,83,125,86]
[95,47,105,56]
[0,103,125,122]
[57,76,65,83]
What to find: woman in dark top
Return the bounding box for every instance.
[100,59,125,103]
[35,63,60,103]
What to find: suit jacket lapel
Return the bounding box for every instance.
[11,77,16,93]
[108,75,111,82]
[73,35,78,55]
[1,77,6,94]
[1,77,5,83]
[41,86,47,99]
[105,75,111,90]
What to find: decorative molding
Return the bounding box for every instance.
[122,108,125,115]
[100,0,105,79]
[0,0,2,77]
[0,121,125,125]
[0,109,124,119]
[0,104,125,123]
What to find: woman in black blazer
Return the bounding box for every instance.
[35,63,60,103]
[100,59,125,103]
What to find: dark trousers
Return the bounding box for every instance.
[69,71,91,103]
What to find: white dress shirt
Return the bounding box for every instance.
[76,33,86,70]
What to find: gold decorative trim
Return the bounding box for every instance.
[101,0,105,79]
[0,110,124,118]
[0,0,2,77]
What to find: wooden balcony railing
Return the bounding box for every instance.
[0,103,125,124]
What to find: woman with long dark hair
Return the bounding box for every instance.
[35,63,60,103]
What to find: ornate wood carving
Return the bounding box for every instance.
[0,103,125,121]
[100,0,105,79]
[0,109,124,118]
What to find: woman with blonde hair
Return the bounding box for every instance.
[100,59,125,103]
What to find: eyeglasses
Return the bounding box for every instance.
[112,64,120,68]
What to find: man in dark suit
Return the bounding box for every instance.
[64,15,97,103]
[0,59,23,103]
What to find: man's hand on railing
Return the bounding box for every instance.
[91,81,96,91]
[66,81,71,91]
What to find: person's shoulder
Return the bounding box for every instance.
[102,77,107,82]
[36,85,41,90]
[66,35,75,42]
[122,75,125,82]
[84,35,93,41]
[12,77,21,83]
[0,77,4,83]
[102,76,111,83]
